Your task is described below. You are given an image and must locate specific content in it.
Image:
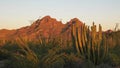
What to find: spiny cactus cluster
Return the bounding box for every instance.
[71,21,108,65]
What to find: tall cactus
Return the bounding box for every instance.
[71,21,108,65]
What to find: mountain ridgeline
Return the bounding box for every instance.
[0,16,83,40]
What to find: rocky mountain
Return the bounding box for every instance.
[0,16,83,40]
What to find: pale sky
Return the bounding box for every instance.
[0,0,120,30]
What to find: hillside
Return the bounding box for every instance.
[0,16,83,40]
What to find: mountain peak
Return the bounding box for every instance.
[71,18,80,22]
[67,18,83,25]
[61,18,83,33]
[39,15,57,23]
[42,15,51,19]
[30,15,56,28]
[0,16,84,40]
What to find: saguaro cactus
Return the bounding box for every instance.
[71,21,108,65]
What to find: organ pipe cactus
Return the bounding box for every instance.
[71,21,108,65]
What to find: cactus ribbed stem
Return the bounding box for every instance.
[71,21,108,65]
[71,23,80,53]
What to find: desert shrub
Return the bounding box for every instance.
[0,38,39,68]
[0,49,13,60]
[1,41,20,53]
[108,45,120,67]
[106,31,120,67]
[4,54,38,68]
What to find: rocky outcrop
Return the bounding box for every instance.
[0,16,83,40]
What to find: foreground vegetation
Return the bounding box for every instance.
[0,22,120,68]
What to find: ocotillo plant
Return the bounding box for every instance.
[16,37,39,64]
[71,21,108,65]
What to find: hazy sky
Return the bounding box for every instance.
[0,0,120,30]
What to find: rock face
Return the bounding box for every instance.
[0,16,83,40]
[0,29,16,40]
[61,18,83,40]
